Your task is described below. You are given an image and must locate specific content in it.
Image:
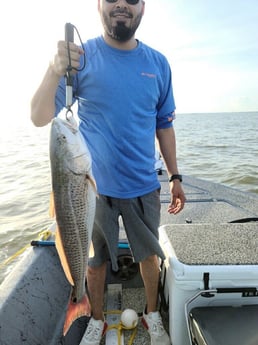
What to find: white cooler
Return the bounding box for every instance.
[159,223,258,345]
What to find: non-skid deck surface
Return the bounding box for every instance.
[100,287,169,345]
[163,223,258,265]
[64,287,169,345]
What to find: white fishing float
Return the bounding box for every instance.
[121,309,138,328]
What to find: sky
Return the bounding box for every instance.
[1,0,258,126]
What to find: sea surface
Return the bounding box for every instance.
[0,111,257,283]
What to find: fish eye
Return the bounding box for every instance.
[57,134,67,143]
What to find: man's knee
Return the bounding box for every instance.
[87,262,107,277]
[141,254,158,265]
[140,255,159,272]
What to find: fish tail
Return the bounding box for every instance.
[63,293,91,336]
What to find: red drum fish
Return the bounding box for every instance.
[49,116,96,335]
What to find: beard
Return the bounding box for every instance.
[112,21,135,42]
[102,11,143,42]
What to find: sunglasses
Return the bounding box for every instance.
[106,0,140,5]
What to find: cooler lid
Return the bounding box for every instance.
[160,223,258,266]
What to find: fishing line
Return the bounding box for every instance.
[104,310,138,345]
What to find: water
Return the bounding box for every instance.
[0,112,257,283]
[174,112,258,194]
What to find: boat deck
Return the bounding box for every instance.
[66,171,258,345]
[0,172,258,345]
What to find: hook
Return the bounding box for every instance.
[65,107,74,121]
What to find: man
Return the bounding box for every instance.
[31,1,186,344]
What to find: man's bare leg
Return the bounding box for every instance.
[140,255,160,313]
[87,262,107,320]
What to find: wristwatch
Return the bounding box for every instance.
[168,174,182,183]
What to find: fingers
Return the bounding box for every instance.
[167,193,186,215]
[167,200,183,214]
[58,40,84,70]
[52,41,84,77]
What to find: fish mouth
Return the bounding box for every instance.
[73,152,90,161]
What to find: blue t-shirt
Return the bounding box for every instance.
[55,36,175,198]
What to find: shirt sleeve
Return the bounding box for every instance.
[156,58,176,129]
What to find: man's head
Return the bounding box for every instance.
[98,0,145,42]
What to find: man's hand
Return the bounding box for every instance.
[50,41,84,77]
[167,181,186,214]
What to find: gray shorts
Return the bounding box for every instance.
[89,189,165,271]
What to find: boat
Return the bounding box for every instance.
[0,172,258,345]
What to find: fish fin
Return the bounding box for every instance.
[49,191,55,218]
[86,174,98,196]
[63,294,91,336]
[89,241,95,258]
[55,224,74,286]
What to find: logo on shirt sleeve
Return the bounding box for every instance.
[167,111,176,122]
